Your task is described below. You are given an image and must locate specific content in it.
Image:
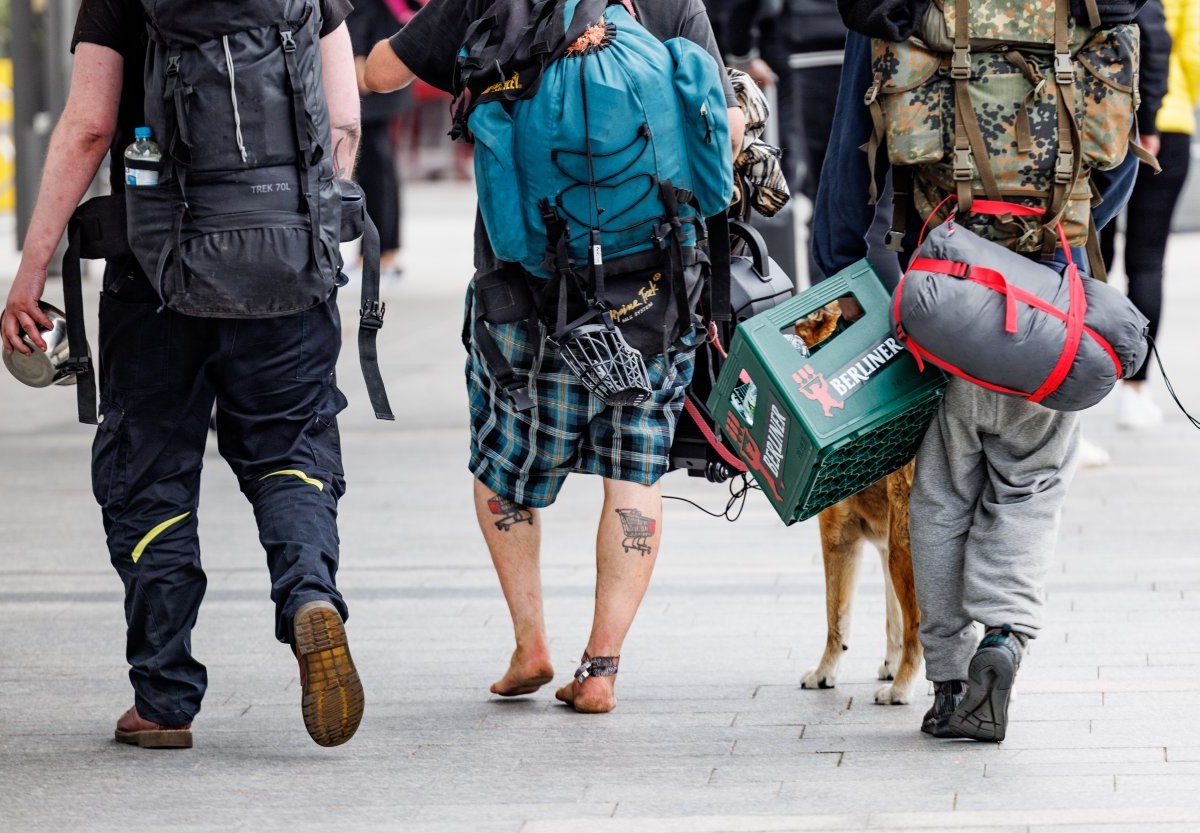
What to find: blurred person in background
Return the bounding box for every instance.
[1101,0,1195,430]
[759,2,845,196]
[351,0,418,279]
[759,1,847,281]
[705,0,779,90]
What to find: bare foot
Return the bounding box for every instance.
[554,679,577,705]
[555,675,617,713]
[490,648,554,697]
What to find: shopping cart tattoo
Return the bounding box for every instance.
[487,495,533,531]
[615,509,655,556]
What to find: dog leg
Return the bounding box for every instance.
[878,543,904,682]
[876,466,923,705]
[802,514,864,691]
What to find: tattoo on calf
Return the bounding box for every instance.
[487,494,533,531]
[615,508,655,556]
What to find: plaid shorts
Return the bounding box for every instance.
[466,301,698,508]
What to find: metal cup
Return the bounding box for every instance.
[2,301,80,387]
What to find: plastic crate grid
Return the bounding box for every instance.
[795,393,942,521]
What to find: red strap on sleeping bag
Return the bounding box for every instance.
[908,258,1020,334]
[894,200,1117,403]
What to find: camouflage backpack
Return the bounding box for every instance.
[864,0,1157,271]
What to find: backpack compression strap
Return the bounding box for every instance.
[706,210,732,343]
[357,211,395,421]
[62,195,132,425]
[62,222,98,426]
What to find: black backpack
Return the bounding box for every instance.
[63,0,393,423]
[128,0,341,317]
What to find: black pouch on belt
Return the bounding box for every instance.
[467,265,539,411]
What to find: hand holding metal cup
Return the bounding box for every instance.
[2,301,81,387]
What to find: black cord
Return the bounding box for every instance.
[1147,336,1200,430]
[663,474,761,522]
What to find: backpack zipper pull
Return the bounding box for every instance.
[700,103,712,144]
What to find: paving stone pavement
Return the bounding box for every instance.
[1,183,1199,833]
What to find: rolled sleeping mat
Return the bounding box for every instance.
[892,218,1149,411]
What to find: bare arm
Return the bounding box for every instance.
[728,106,745,164]
[364,39,416,93]
[320,22,361,179]
[3,43,122,356]
[354,56,371,96]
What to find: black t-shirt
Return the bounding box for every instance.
[388,0,737,105]
[348,0,411,122]
[71,0,354,192]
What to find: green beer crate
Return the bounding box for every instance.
[707,259,947,525]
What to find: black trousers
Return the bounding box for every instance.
[93,264,349,726]
[1100,131,1192,381]
[357,118,403,254]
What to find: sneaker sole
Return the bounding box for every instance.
[948,647,1016,742]
[114,728,193,749]
[920,717,960,739]
[295,603,364,748]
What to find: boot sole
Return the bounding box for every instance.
[295,603,364,747]
[114,728,193,749]
[948,646,1016,742]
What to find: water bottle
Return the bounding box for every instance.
[124,126,161,187]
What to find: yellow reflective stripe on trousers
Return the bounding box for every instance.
[131,512,192,564]
[258,469,324,492]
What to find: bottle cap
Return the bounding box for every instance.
[134,126,151,139]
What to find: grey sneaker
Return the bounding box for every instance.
[948,625,1026,742]
[921,680,967,738]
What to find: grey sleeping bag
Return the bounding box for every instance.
[892,220,1149,411]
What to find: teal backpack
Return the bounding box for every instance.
[455,0,734,408]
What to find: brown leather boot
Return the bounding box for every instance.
[114,706,193,749]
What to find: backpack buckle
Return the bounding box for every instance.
[1054,53,1073,84]
[1055,149,1074,184]
[359,299,386,329]
[951,47,970,80]
[863,73,882,106]
[166,55,181,77]
[63,357,93,376]
[280,29,297,53]
[953,148,973,181]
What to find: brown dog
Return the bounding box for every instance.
[792,302,923,704]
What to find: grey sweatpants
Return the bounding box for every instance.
[910,378,1080,682]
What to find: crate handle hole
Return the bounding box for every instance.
[731,379,756,427]
[783,294,864,355]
